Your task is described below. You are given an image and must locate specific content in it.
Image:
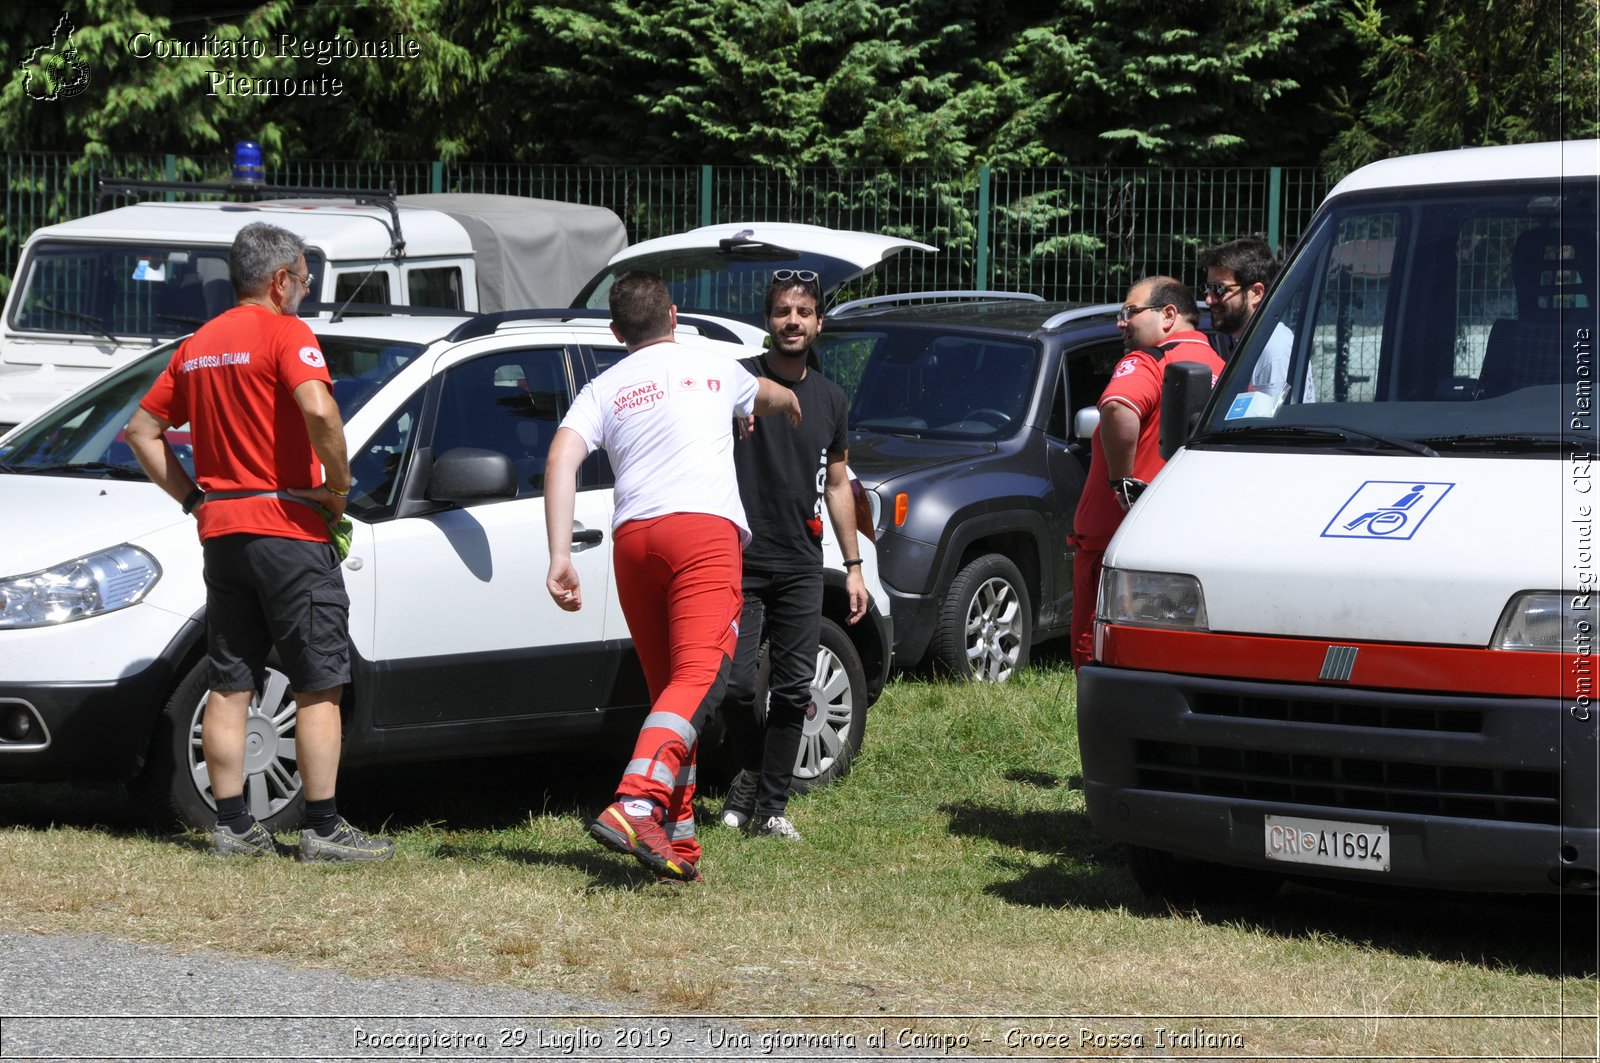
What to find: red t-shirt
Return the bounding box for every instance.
[1072,330,1224,549]
[140,305,333,543]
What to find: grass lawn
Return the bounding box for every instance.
[0,662,1594,1056]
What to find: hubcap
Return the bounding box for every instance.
[793,641,854,781]
[965,576,1023,682]
[187,667,302,821]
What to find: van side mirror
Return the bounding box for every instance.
[1159,361,1213,459]
[1072,406,1100,439]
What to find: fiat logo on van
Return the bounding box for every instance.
[1322,481,1454,541]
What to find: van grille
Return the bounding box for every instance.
[1134,740,1559,824]
[1192,691,1480,733]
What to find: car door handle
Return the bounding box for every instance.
[572,528,604,545]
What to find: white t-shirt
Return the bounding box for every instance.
[560,340,760,544]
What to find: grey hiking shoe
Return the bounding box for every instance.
[748,815,803,841]
[211,821,276,858]
[719,769,758,829]
[298,818,395,863]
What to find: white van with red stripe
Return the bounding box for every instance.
[1078,140,1599,902]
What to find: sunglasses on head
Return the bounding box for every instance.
[772,269,819,283]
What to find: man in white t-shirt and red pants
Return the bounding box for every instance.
[544,271,801,883]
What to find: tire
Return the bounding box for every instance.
[1127,845,1282,909]
[131,658,305,832]
[930,552,1032,682]
[788,616,868,793]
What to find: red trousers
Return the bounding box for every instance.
[612,513,743,865]
[1070,542,1106,671]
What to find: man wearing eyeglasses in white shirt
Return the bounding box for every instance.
[1199,236,1312,402]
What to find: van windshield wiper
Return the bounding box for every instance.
[1415,432,1586,453]
[1192,423,1438,456]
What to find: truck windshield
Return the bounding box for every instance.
[0,334,421,480]
[1196,178,1597,454]
[9,242,326,342]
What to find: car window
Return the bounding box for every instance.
[347,386,424,521]
[430,347,571,498]
[406,266,464,310]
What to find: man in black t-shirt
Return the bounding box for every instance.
[719,270,870,841]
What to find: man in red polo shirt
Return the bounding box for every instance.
[1069,276,1223,670]
[127,221,391,863]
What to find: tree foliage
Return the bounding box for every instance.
[0,0,1593,174]
[1323,0,1599,176]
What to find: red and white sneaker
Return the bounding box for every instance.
[588,800,698,882]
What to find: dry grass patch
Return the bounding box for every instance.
[0,663,1593,1056]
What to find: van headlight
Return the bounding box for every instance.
[1098,567,1208,630]
[0,545,161,628]
[1492,591,1584,651]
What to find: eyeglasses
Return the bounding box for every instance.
[772,269,819,283]
[1201,282,1241,299]
[1117,303,1163,323]
[281,268,314,290]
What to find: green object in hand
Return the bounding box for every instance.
[329,515,353,561]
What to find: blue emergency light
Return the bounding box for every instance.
[232,140,264,184]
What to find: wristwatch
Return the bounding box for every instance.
[843,558,864,569]
[182,487,205,515]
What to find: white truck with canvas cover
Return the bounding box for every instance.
[0,186,626,434]
[1077,140,1600,902]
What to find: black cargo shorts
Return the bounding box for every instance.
[202,534,351,695]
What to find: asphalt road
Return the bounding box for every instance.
[0,929,958,1062]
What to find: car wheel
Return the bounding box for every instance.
[789,616,868,793]
[131,658,305,832]
[1126,845,1282,909]
[930,552,1032,682]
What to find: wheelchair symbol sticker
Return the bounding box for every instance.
[1322,481,1454,540]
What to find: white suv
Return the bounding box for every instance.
[0,311,892,832]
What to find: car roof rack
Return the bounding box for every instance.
[96,178,408,258]
[446,308,741,346]
[829,290,1043,317]
[1039,303,1121,330]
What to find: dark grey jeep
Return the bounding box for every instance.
[815,294,1135,681]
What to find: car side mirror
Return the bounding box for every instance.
[1159,361,1213,459]
[427,447,518,503]
[1072,406,1100,439]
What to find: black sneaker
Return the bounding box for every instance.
[719,769,758,829]
[211,821,276,858]
[297,817,395,863]
[748,815,803,841]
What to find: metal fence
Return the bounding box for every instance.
[2,152,1331,304]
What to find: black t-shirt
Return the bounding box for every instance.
[734,353,850,574]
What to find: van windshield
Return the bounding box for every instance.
[9,242,326,342]
[0,334,420,481]
[1197,178,1597,455]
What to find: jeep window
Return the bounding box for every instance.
[9,243,321,340]
[1060,340,1128,436]
[407,266,464,310]
[818,329,1040,440]
[1199,178,1597,453]
[430,347,573,499]
[334,270,390,305]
